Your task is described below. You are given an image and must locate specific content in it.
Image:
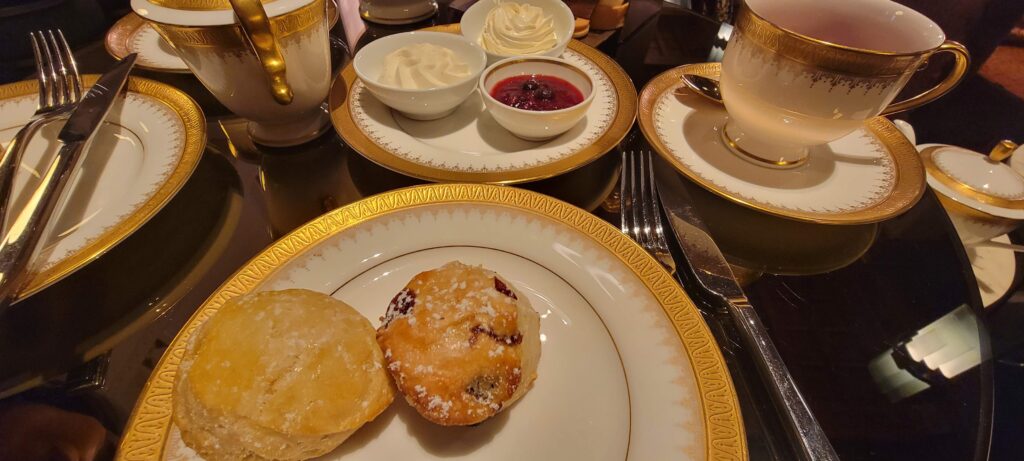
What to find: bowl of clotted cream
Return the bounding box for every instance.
[460,0,575,65]
[353,31,487,120]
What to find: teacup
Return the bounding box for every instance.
[133,0,332,147]
[719,0,970,168]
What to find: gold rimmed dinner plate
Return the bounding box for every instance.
[329,24,637,184]
[116,184,746,461]
[105,1,340,73]
[639,63,926,225]
[0,76,206,300]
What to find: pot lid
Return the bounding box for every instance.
[923,141,1024,214]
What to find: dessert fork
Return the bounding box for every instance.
[0,30,82,229]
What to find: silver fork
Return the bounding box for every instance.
[620,148,676,273]
[0,30,82,229]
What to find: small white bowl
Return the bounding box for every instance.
[353,31,487,120]
[460,0,574,65]
[480,56,594,141]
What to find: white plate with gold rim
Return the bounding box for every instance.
[639,63,926,225]
[105,2,339,73]
[0,76,205,300]
[116,184,746,461]
[329,24,636,184]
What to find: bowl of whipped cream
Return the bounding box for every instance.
[460,0,575,65]
[353,31,487,120]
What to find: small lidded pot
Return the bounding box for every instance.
[922,140,1024,244]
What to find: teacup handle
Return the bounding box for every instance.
[881,41,969,115]
[229,0,294,105]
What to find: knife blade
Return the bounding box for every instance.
[0,54,137,310]
[652,155,840,461]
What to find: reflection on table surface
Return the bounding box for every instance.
[0,0,1017,460]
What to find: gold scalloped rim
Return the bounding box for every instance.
[115,184,747,461]
[328,23,637,184]
[639,63,926,225]
[0,75,207,300]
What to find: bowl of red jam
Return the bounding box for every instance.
[480,56,594,140]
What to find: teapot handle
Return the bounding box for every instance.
[229,0,294,105]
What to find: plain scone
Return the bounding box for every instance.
[377,261,541,426]
[173,289,394,461]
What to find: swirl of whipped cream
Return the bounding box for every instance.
[480,2,558,55]
[378,43,472,89]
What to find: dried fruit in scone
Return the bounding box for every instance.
[173,289,394,461]
[376,261,542,426]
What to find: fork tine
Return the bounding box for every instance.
[645,151,670,252]
[638,151,654,249]
[55,30,82,103]
[620,149,631,235]
[36,30,60,107]
[629,151,643,245]
[29,32,48,109]
[46,30,70,107]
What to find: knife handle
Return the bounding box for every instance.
[0,140,84,310]
[725,295,840,461]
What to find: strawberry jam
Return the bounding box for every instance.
[490,74,585,111]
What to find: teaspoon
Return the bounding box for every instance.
[678,73,723,103]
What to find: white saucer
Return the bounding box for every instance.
[965,234,1017,308]
[105,13,190,73]
[329,24,637,184]
[638,64,926,225]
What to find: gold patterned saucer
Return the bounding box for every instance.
[329,24,637,184]
[639,63,926,225]
[0,76,205,300]
[105,13,190,73]
[116,184,746,461]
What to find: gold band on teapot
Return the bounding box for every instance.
[149,0,277,11]
[147,0,325,47]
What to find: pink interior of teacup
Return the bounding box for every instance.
[746,0,946,54]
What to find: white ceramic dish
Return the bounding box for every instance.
[0,76,205,300]
[638,63,925,225]
[480,56,594,140]
[330,25,637,184]
[460,0,574,65]
[116,184,746,461]
[354,31,487,120]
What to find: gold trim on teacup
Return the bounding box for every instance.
[114,184,747,461]
[146,0,328,48]
[0,76,206,300]
[735,4,930,77]
[329,23,637,184]
[921,146,1024,210]
[638,63,926,225]
[148,0,278,12]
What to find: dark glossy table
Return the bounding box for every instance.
[0,1,1007,460]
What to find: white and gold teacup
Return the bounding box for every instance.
[132,0,332,147]
[719,0,970,168]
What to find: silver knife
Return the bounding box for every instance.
[0,54,137,310]
[653,155,840,461]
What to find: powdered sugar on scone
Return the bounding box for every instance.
[376,261,541,426]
